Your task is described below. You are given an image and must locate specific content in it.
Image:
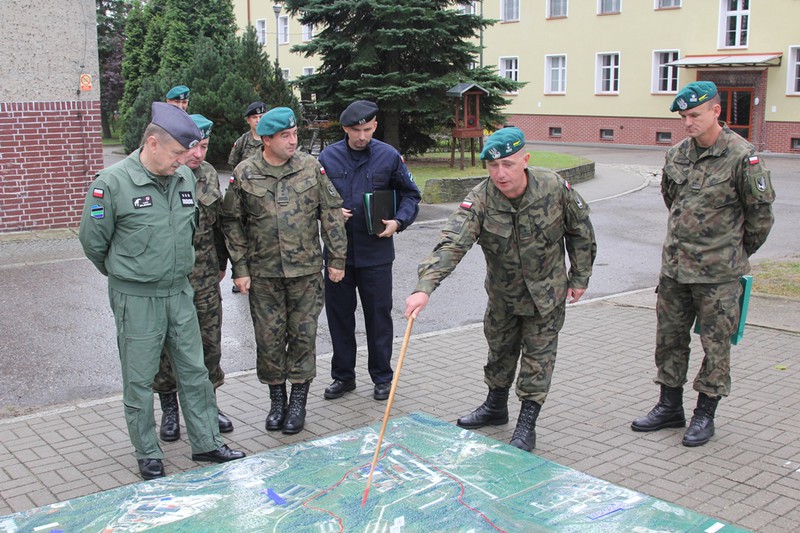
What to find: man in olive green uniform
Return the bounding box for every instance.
[631,81,775,446]
[153,114,235,442]
[405,127,596,452]
[227,100,267,294]
[221,107,347,435]
[79,102,245,481]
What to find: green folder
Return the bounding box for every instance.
[693,275,753,345]
[364,190,396,235]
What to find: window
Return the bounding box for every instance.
[549,127,562,137]
[596,53,620,94]
[599,0,621,14]
[545,55,567,94]
[720,0,749,48]
[302,23,314,42]
[256,19,266,46]
[600,129,615,140]
[792,138,800,150]
[458,1,478,15]
[302,67,315,77]
[787,46,800,95]
[548,0,567,18]
[656,0,680,8]
[500,56,519,81]
[502,0,520,22]
[656,131,672,143]
[278,15,289,45]
[281,68,290,80]
[653,50,679,93]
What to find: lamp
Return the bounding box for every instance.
[272,3,282,65]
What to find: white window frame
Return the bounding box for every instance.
[545,54,567,94]
[598,0,621,14]
[302,23,314,42]
[256,19,267,46]
[787,46,800,95]
[655,0,681,8]
[501,0,520,22]
[278,15,289,45]
[719,0,749,49]
[499,56,520,93]
[595,52,620,94]
[302,67,315,77]
[458,1,478,15]
[652,50,680,93]
[281,68,290,80]
[547,0,568,18]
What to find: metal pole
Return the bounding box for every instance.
[272,3,282,65]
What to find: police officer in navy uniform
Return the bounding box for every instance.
[319,100,421,401]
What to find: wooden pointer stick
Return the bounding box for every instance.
[361,316,415,507]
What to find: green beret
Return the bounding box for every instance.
[480,127,526,161]
[190,114,213,139]
[256,107,297,136]
[670,81,718,112]
[150,102,202,149]
[166,85,190,100]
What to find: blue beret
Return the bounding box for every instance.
[245,101,267,117]
[190,114,213,139]
[670,81,718,112]
[150,102,202,149]
[340,100,378,126]
[256,107,297,136]
[166,85,190,100]
[480,127,526,161]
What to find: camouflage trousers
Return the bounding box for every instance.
[482,301,566,404]
[249,273,323,385]
[654,275,741,397]
[152,284,225,393]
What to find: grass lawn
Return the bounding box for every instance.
[406,151,589,192]
[750,257,800,298]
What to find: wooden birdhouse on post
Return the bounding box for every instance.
[447,82,489,170]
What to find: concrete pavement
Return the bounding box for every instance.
[1,145,799,531]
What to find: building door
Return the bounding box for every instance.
[718,87,754,140]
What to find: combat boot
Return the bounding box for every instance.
[282,382,310,435]
[509,400,541,452]
[218,410,234,433]
[456,387,510,429]
[682,393,719,447]
[158,392,180,442]
[265,383,288,431]
[631,385,685,432]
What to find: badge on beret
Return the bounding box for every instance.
[90,204,104,219]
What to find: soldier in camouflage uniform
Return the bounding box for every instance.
[221,107,347,435]
[153,114,234,442]
[405,127,596,452]
[631,81,775,447]
[227,101,267,294]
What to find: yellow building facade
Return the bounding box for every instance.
[232,0,800,153]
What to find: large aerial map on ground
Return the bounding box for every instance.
[0,413,747,532]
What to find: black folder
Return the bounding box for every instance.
[364,189,397,235]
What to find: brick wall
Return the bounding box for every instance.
[0,101,103,232]
[764,121,800,154]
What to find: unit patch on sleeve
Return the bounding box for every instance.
[90,204,105,219]
[133,195,153,209]
[180,191,195,207]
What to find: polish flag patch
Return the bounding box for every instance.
[564,180,571,190]
[229,176,235,184]
[748,155,760,165]
[320,166,326,175]
[92,188,104,198]
[460,200,473,210]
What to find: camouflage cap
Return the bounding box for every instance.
[190,114,213,139]
[150,102,202,149]
[256,107,297,136]
[480,127,526,161]
[670,81,718,112]
[166,85,190,101]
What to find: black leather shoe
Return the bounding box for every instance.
[138,458,165,480]
[218,410,234,433]
[373,382,391,401]
[324,379,356,399]
[192,444,246,463]
[231,284,240,293]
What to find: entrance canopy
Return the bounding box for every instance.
[666,53,782,68]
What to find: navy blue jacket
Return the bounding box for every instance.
[319,138,421,268]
